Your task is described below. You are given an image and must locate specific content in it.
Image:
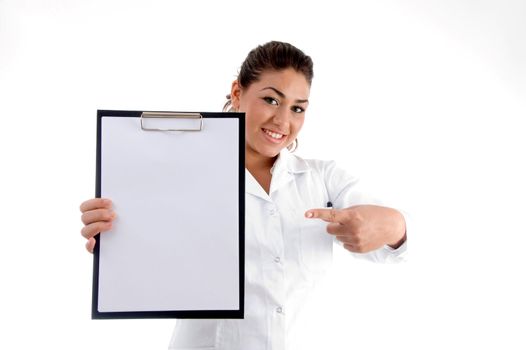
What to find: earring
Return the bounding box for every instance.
[287,138,298,152]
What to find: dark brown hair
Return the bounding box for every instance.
[239,41,313,88]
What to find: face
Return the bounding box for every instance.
[231,68,310,159]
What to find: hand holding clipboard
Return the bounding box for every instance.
[84,110,245,319]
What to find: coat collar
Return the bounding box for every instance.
[270,148,311,175]
[246,149,311,202]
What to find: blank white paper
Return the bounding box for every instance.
[98,116,240,312]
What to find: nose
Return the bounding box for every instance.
[272,106,290,127]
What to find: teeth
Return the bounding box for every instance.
[263,128,284,139]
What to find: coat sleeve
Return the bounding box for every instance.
[316,159,408,263]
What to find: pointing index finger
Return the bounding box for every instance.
[305,208,344,223]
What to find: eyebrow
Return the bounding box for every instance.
[260,87,309,104]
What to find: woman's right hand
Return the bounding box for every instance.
[79,198,116,253]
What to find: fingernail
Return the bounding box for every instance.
[306,212,313,218]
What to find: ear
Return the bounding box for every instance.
[230,80,242,111]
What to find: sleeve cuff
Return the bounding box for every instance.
[380,238,408,263]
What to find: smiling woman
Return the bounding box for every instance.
[79,41,407,350]
[231,68,310,193]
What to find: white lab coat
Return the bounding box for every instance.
[169,149,407,350]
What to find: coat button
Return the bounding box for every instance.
[274,256,281,263]
[276,306,283,314]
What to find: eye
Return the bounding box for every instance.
[292,106,305,113]
[263,97,279,106]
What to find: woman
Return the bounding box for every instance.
[80,41,407,350]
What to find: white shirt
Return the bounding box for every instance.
[169,149,407,350]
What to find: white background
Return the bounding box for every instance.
[1,0,525,349]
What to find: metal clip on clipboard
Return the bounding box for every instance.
[140,112,203,131]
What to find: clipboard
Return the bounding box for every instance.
[92,109,245,319]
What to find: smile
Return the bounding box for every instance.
[262,128,285,140]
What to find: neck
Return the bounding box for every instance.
[245,146,277,174]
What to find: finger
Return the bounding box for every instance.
[337,230,364,244]
[335,235,356,245]
[344,243,370,253]
[79,198,112,213]
[81,208,116,225]
[343,243,359,253]
[86,237,96,253]
[305,208,345,223]
[81,221,112,239]
[325,222,346,235]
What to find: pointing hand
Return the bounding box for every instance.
[305,205,406,253]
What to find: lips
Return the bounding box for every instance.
[262,128,286,139]
[261,128,286,143]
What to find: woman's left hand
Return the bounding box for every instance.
[305,205,406,253]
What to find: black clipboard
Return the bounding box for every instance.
[92,109,245,319]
